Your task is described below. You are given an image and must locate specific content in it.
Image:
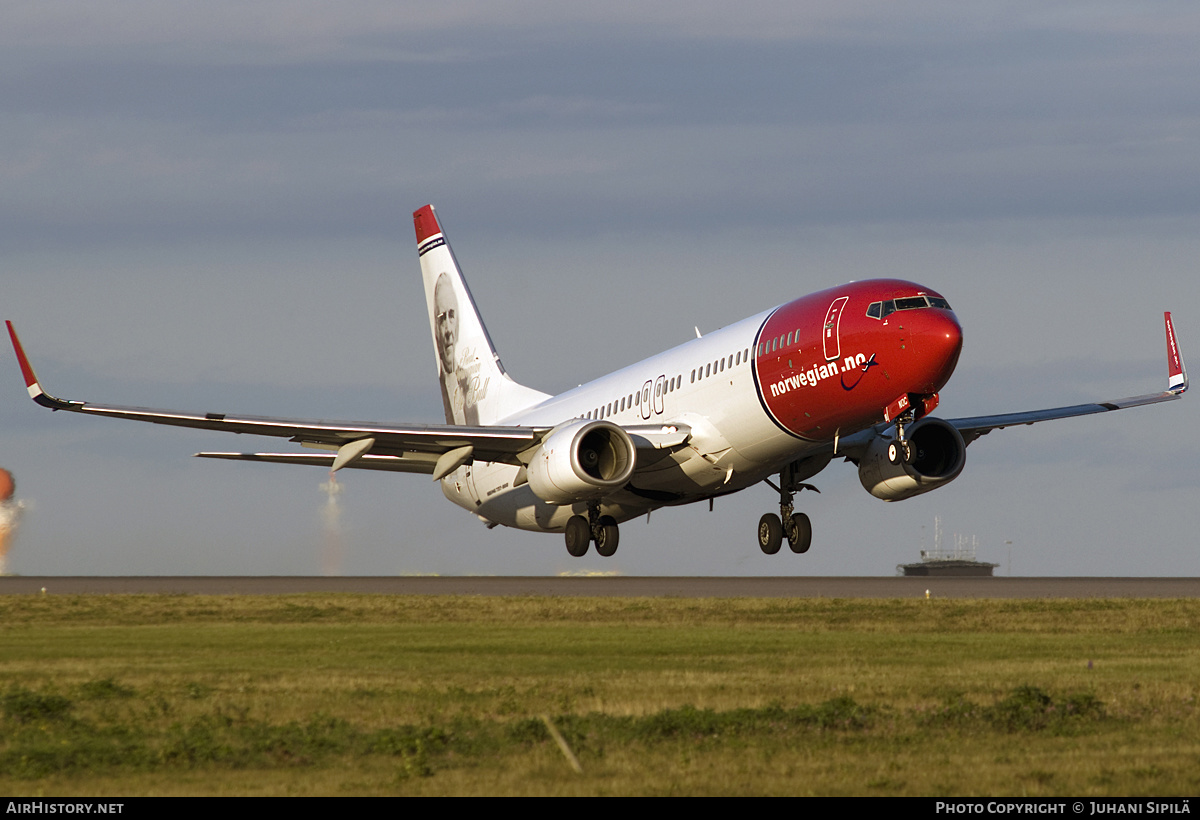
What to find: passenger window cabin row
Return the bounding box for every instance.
[691,347,753,384]
[582,337,758,422]
[755,329,802,359]
[583,374,684,421]
[585,312,893,421]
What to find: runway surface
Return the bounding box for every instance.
[2,576,1199,597]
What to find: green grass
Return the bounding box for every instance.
[0,594,1197,795]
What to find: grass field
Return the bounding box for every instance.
[1,594,1197,796]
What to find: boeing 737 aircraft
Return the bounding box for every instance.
[7,205,1189,558]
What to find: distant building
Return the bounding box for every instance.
[898,554,999,577]
[898,518,999,577]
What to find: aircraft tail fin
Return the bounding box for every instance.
[414,205,550,425]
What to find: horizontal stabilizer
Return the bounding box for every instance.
[194,452,437,475]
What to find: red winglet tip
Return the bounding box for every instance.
[6,321,39,389]
[1165,311,1187,392]
[413,205,441,244]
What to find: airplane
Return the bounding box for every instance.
[6,205,1189,559]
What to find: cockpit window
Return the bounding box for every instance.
[866,300,896,318]
[866,294,952,319]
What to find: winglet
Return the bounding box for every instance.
[1166,312,1188,394]
[6,321,73,409]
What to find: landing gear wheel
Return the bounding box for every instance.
[594,515,620,557]
[758,513,783,555]
[564,515,591,557]
[786,512,812,554]
[887,440,911,465]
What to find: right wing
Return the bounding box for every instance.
[7,322,691,479]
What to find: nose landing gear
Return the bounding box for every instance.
[887,438,912,465]
[885,395,920,465]
[758,464,819,555]
[887,409,918,465]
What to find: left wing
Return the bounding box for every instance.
[6,321,547,478]
[948,311,1187,445]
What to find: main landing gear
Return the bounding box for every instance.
[564,504,619,558]
[758,465,818,555]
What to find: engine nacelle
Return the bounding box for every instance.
[526,419,637,504]
[858,417,966,501]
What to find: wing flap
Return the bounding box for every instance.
[625,423,692,451]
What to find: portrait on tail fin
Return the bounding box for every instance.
[431,270,492,425]
[433,271,468,424]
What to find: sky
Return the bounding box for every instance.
[2,1,1198,577]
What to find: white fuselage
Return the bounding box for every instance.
[439,308,805,533]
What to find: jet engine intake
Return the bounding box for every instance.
[527,419,637,504]
[858,417,966,501]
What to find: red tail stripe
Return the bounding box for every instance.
[413,205,442,244]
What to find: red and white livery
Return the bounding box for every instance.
[6,206,1189,557]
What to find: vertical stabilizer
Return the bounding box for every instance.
[414,205,550,425]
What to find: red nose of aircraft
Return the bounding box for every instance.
[913,309,963,393]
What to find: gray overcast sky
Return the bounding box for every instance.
[3,1,1198,576]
